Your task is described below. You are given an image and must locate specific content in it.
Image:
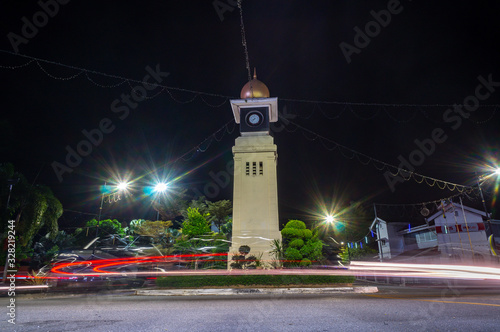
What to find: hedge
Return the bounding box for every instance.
[155,274,355,288]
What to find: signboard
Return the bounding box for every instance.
[436,223,485,234]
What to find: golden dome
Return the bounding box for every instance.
[240,68,270,99]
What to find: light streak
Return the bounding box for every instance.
[45,255,500,283]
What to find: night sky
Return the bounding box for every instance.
[1,1,499,229]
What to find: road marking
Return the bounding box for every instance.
[364,294,500,307]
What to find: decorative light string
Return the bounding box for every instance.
[374,192,479,209]
[0,49,231,108]
[175,119,235,162]
[284,118,475,194]
[1,49,499,123]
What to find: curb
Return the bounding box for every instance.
[135,286,378,296]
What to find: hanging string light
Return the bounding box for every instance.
[284,118,476,194]
[0,48,498,125]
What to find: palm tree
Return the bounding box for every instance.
[1,163,62,248]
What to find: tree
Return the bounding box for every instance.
[281,219,324,267]
[0,163,63,249]
[133,220,174,255]
[206,200,232,232]
[181,196,209,219]
[175,207,228,269]
[153,188,188,221]
[85,218,124,237]
[180,207,211,238]
[338,246,377,263]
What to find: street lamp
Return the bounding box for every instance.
[325,215,351,264]
[94,180,130,255]
[476,168,500,230]
[153,182,168,220]
[476,167,500,255]
[117,181,129,191]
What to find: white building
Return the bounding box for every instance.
[370,202,494,262]
[430,202,489,261]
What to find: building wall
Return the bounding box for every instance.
[434,208,489,259]
[230,135,281,263]
[376,221,406,260]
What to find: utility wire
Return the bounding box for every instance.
[237,0,252,81]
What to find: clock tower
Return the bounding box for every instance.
[229,69,281,267]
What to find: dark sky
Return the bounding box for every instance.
[1,1,499,228]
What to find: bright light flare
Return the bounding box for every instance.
[325,215,334,223]
[154,182,168,193]
[117,181,129,191]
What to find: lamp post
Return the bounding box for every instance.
[341,241,351,263]
[93,181,129,255]
[153,182,168,220]
[477,168,500,256]
[476,169,500,235]
[326,215,351,264]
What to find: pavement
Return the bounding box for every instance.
[4,280,379,298]
[135,285,379,296]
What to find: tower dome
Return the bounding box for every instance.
[240,68,270,99]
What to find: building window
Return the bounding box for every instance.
[245,162,250,176]
[252,162,257,176]
[259,161,263,175]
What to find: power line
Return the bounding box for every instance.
[237,0,252,82]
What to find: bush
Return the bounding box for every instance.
[303,229,313,239]
[156,274,355,288]
[281,219,324,267]
[285,247,302,261]
[299,258,312,266]
[289,238,304,248]
[300,240,323,260]
[281,227,303,239]
[339,246,378,263]
[285,220,306,229]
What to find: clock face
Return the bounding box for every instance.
[246,111,263,126]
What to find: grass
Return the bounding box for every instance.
[156,274,354,288]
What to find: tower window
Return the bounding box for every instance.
[259,161,263,175]
[245,162,250,176]
[252,162,257,176]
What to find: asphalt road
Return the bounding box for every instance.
[3,286,500,332]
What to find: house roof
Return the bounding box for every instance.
[427,202,487,222]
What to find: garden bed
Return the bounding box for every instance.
[156,275,355,288]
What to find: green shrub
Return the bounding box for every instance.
[281,227,303,238]
[285,220,306,229]
[289,238,304,248]
[300,240,323,260]
[156,274,355,288]
[285,247,302,261]
[303,229,313,239]
[299,258,312,266]
[281,219,324,267]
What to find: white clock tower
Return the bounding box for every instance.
[229,70,282,266]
